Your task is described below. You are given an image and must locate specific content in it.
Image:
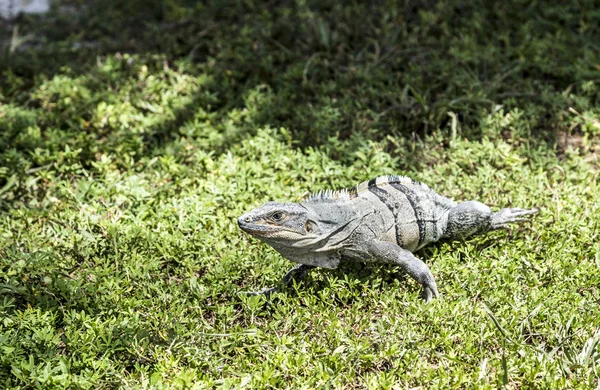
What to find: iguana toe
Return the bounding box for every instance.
[422,285,439,303]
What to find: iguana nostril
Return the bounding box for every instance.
[245,217,251,223]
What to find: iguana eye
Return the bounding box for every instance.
[305,221,314,233]
[270,212,284,222]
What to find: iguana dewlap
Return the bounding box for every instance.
[238,175,538,301]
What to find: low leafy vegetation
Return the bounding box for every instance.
[1,0,599,388]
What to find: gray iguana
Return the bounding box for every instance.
[238,175,538,301]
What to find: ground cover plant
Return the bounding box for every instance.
[1,0,599,388]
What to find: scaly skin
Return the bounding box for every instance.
[238,176,538,302]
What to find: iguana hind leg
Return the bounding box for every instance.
[443,200,537,240]
[367,241,439,302]
[245,263,315,296]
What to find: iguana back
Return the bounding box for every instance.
[302,175,457,252]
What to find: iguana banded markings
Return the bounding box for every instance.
[238,175,538,301]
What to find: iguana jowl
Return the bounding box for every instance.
[238,176,538,301]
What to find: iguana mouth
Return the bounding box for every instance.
[237,218,284,237]
[240,226,273,236]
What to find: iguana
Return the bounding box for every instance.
[238,175,538,301]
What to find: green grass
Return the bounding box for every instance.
[1,0,600,388]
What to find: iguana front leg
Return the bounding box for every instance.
[367,241,439,302]
[246,263,315,296]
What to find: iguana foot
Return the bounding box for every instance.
[241,264,315,297]
[367,241,440,302]
[421,284,440,303]
[491,208,539,230]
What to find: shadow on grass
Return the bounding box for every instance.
[2,0,599,165]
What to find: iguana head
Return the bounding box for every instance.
[237,202,315,244]
[238,201,350,269]
[238,200,360,269]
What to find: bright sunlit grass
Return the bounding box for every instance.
[1,1,599,388]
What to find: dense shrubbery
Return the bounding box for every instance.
[0,1,599,388]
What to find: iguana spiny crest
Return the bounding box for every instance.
[238,175,538,301]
